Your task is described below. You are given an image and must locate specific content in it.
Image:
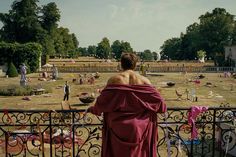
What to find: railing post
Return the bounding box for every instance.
[190,122,194,157]
[201,124,205,156]
[49,111,52,157]
[72,111,75,157]
[5,132,8,157]
[212,109,216,157]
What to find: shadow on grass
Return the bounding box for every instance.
[70,103,90,107]
[161,86,176,88]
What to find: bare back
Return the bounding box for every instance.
[107,70,151,85]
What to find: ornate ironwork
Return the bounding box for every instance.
[0,105,236,156]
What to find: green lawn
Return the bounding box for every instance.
[0,72,235,110]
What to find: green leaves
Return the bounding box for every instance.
[96,37,112,59]
[0,0,78,58]
[41,2,60,31]
[111,40,133,59]
[6,62,18,77]
[87,45,97,57]
[0,42,42,72]
[140,49,153,61]
[160,7,236,65]
[160,38,182,60]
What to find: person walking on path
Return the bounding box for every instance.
[63,81,70,101]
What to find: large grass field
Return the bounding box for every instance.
[0,69,235,156]
[0,71,235,110]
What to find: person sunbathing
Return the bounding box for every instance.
[87,53,166,157]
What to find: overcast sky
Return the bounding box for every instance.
[1,0,236,52]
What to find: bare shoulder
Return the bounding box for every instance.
[139,75,152,85]
[130,72,151,85]
[107,74,124,85]
[107,71,151,85]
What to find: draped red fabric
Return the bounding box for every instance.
[89,84,166,157]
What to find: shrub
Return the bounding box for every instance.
[0,85,31,96]
[6,62,18,77]
[0,84,52,96]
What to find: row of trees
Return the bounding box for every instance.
[0,0,159,66]
[78,37,158,61]
[160,8,236,66]
[0,0,79,62]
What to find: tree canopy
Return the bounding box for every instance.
[41,2,60,32]
[0,0,79,59]
[96,37,112,59]
[111,40,133,59]
[140,49,154,61]
[160,8,236,65]
[0,0,42,43]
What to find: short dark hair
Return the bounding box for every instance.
[120,53,138,70]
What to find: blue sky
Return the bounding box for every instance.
[1,0,236,52]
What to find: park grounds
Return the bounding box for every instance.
[0,58,235,109]
[0,58,235,156]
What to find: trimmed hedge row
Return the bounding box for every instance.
[0,42,42,73]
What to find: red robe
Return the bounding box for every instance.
[89,84,166,157]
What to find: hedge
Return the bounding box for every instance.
[0,42,42,72]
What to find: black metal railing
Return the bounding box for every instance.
[0,106,236,157]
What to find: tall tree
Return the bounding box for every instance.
[71,33,79,49]
[111,40,121,59]
[199,8,234,65]
[0,0,79,59]
[120,41,133,53]
[78,47,88,56]
[40,32,55,56]
[111,40,133,59]
[160,7,235,64]
[180,23,201,60]
[160,37,182,60]
[232,21,236,44]
[54,28,65,56]
[41,2,60,32]
[96,37,111,59]
[55,27,76,56]
[87,45,96,56]
[40,2,60,56]
[140,49,153,61]
[0,0,43,43]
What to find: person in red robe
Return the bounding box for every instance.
[88,53,166,157]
